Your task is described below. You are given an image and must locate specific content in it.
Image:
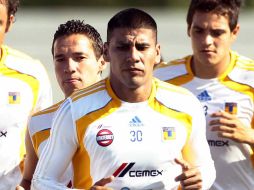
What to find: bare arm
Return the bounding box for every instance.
[18,129,38,190]
[181,98,216,190]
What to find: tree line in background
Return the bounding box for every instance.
[21,0,254,8]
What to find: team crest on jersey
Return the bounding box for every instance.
[224,102,237,115]
[162,127,176,140]
[96,129,114,147]
[8,92,20,104]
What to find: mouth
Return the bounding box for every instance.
[124,68,144,75]
[200,49,215,54]
[63,78,81,84]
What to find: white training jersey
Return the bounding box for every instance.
[154,51,254,190]
[0,45,52,189]
[32,78,215,190]
[28,100,73,186]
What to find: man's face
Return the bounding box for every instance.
[53,34,104,97]
[104,28,160,91]
[188,11,238,68]
[0,3,11,47]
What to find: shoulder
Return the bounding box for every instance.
[155,78,193,96]
[29,100,64,136]
[32,100,63,117]
[60,79,112,120]
[154,78,200,113]
[234,51,254,70]
[3,45,48,80]
[229,51,254,87]
[154,55,191,81]
[70,79,107,103]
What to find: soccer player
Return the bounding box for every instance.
[31,8,215,190]
[154,0,254,189]
[16,20,106,190]
[0,0,52,189]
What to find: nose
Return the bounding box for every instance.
[127,46,140,63]
[64,58,77,73]
[204,34,213,46]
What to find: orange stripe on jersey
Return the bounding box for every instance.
[150,98,192,142]
[149,93,193,162]
[163,56,194,86]
[71,80,106,102]
[220,76,254,102]
[72,80,105,98]
[251,118,254,168]
[32,100,63,117]
[72,86,106,102]
[74,98,121,188]
[235,53,254,70]
[154,79,190,96]
[251,152,254,169]
[72,143,92,189]
[165,74,194,87]
[156,56,189,70]
[32,129,50,156]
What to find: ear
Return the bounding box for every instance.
[97,55,108,73]
[154,43,161,65]
[6,14,14,33]
[103,42,110,62]
[231,24,240,42]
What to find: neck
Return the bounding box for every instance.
[110,78,153,103]
[191,54,231,79]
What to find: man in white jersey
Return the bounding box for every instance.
[16,20,106,190]
[0,0,52,189]
[32,8,215,190]
[154,0,254,189]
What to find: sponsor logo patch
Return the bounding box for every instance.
[113,162,163,178]
[96,129,114,147]
[208,139,229,147]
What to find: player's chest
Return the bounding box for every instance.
[183,80,253,118]
[0,76,34,128]
[83,106,189,160]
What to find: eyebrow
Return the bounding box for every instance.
[116,40,150,46]
[192,25,203,30]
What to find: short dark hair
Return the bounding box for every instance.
[0,0,20,20]
[187,0,243,31]
[52,19,103,60]
[107,8,157,42]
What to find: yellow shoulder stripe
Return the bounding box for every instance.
[32,100,63,117]
[71,80,106,102]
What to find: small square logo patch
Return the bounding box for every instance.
[225,102,237,115]
[8,92,20,104]
[162,127,176,140]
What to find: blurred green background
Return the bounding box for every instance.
[21,0,254,8]
[8,1,254,102]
